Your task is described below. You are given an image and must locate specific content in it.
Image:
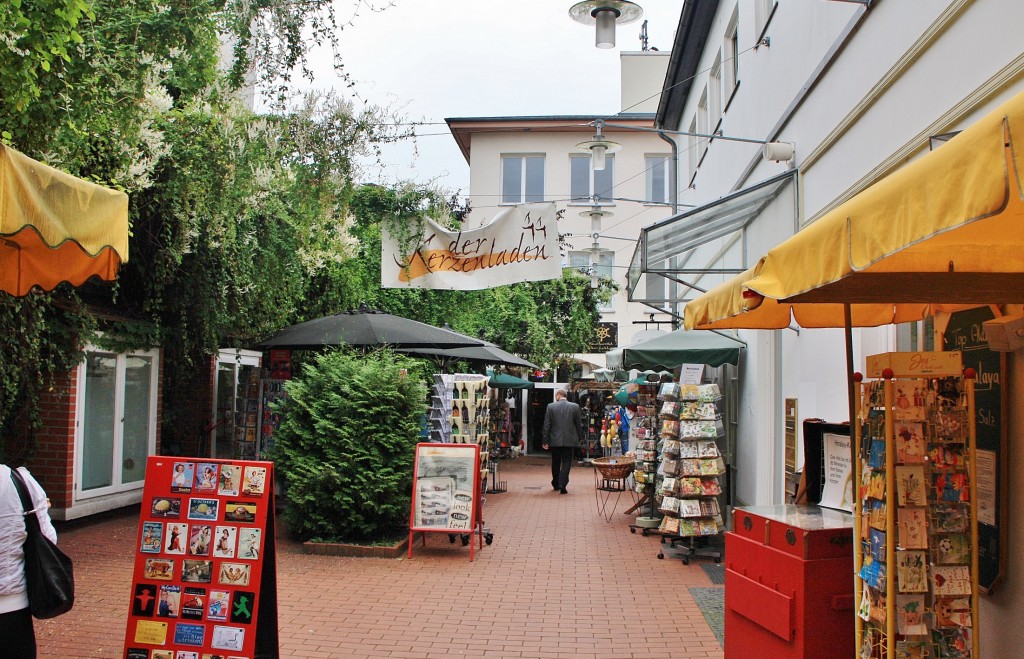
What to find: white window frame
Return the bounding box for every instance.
[709,53,723,130]
[723,10,739,101]
[755,0,776,44]
[687,116,699,183]
[645,154,672,206]
[569,153,615,205]
[500,154,545,204]
[74,346,160,501]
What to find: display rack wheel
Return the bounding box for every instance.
[630,527,637,534]
[714,557,721,564]
[682,557,690,565]
[657,552,664,559]
[642,528,650,537]
[485,534,494,545]
[448,534,457,544]
[460,534,470,546]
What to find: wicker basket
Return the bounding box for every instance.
[593,456,635,480]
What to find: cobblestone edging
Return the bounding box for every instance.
[302,534,419,558]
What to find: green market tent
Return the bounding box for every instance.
[606,328,744,371]
[487,372,535,389]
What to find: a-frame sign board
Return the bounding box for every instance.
[408,443,483,561]
[123,456,279,659]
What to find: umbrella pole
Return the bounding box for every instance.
[845,303,855,425]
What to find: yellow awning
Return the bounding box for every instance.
[685,88,1024,330]
[1,143,129,296]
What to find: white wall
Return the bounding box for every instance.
[620,52,670,114]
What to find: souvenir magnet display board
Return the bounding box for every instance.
[124,457,278,659]
[408,443,482,560]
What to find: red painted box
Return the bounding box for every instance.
[725,505,855,659]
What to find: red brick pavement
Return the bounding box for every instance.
[36,456,723,658]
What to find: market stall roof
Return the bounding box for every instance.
[1,143,129,295]
[606,327,743,370]
[685,89,1024,330]
[487,372,535,389]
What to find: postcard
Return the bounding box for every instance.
[896,465,927,507]
[144,558,175,581]
[934,596,973,628]
[218,464,242,496]
[896,594,928,635]
[180,587,205,620]
[242,466,267,496]
[181,559,213,584]
[897,508,928,549]
[211,625,245,651]
[187,498,219,521]
[896,550,929,593]
[157,584,180,618]
[936,533,971,565]
[868,528,886,562]
[933,627,972,659]
[164,522,188,555]
[173,622,205,647]
[218,562,251,587]
[194,463,219,493]
[188,525,212,556]
[928,444,965,470]
[171,462,195,493]
[932,565,973,596]
[931,504,970,533]
[213,526,238,559]
[151,497,181,519]
[895,422,925,464]
[207,590,231,622]
[238,528,261,560]
[931,408,966,442]
[893,380,927,422]
[933,472,969,503]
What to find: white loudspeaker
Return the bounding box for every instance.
[982,314,1024,352]
[763,142,795,162]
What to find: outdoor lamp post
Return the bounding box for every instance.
[575,119,621,171]
[569,1,644,49]
[581,207,612,289]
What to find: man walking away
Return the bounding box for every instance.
[542,389,581,494]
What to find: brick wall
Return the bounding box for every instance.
[27,367,78,508]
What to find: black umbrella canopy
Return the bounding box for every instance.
[398,343,539,369]
[257,307,487,350]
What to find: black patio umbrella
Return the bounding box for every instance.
[398,343,539,369]
[256,307,487,350]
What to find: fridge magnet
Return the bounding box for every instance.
[218,562,251,587]
[174,651,199,659]
[242,466,267,496]
[207,589,231,621]
[125,649,149,659]
[931,565,973,596]
[157,584,181,618]
[218,464,242,496]
[195,463,219,493]
[182,559,213,583]
[237,529,261,560]
[164,522,188,555]
[896,465,927,506]
[213,526,238,558]
[229,591,256,625]
[211,625,246,652]
[151,496,182,519]
[896,551,929,593]
[181,587,205,620]
[225,501,257,523]
[141,521,163,553]
[173,621,206,647]
[171,462,196,493]
[936,533,971,564]
[896,594,928,635]
[144,558,175,581]
[133,620,169,646]
[187,497,219,521]
[895,423,926,463]
[188,525,212,556]
[934,596,973,627]
[933,472,969,503]
[150,651,173,659]
[897,508,928,549]
[132,583,158,617]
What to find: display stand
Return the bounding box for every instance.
[628,382,661,534]
[123,457,278,658]
[653,382,725,564]
[592,456,636,522]
[854,351,979,658]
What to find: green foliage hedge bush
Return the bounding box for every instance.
[270,349,428,543]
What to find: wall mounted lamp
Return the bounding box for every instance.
[569,1,644,49]
[575,120,621,170]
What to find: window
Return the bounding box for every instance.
[645,155,671,205]
[687,117,699,182]
[77,347,159,499]
[501,155,545,204]
[724,10,739,97]
[755,0,776,42]
[709,54,723,129]
[570,154,614,204]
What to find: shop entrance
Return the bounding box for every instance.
[526,388,554,455]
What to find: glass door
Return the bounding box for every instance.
[78,348,159,498]
[210,349,263,459]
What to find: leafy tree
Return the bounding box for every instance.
[269,349,428,542]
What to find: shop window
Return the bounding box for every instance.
[501,155,545,204]
[77,348,159,499]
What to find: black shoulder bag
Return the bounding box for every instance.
[9,469,75,619]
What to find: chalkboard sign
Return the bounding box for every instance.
[943,305,1007,593]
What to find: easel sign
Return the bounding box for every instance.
[123,456,279,659]
[408,443,483,560]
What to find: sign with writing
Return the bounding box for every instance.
[587,322,618,353]
[818,432,854,513]
[382,203,562,290]
[123,457,278,658]
[865,351,962,378]
[408,443,483,560]
[944,305,1006,593]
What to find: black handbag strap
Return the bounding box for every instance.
[9,468,43,537]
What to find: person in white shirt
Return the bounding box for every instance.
[0,464,58,658]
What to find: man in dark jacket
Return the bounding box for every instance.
[542,388,581,494]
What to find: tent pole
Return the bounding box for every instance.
[844,303,855,425]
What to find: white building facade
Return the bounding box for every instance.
[637,1,1024,654]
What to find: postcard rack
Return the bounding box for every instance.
[854,352,979,658]
[652,382,725,564]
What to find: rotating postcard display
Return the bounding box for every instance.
[855,352,979,659]
[426,373,489,446]
[123,457,277,659]
[630,382,661,530]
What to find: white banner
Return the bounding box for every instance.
[381,202,562,290]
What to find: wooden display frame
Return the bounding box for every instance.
[408,443,483,561]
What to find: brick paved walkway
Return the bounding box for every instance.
[36,456,724,658]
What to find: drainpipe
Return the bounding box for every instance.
[657,131,679,214]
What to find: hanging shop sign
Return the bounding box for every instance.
[408,443,483,560]
[381,203,562,290]
[123,457,278,659]
[587,322,618,353]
